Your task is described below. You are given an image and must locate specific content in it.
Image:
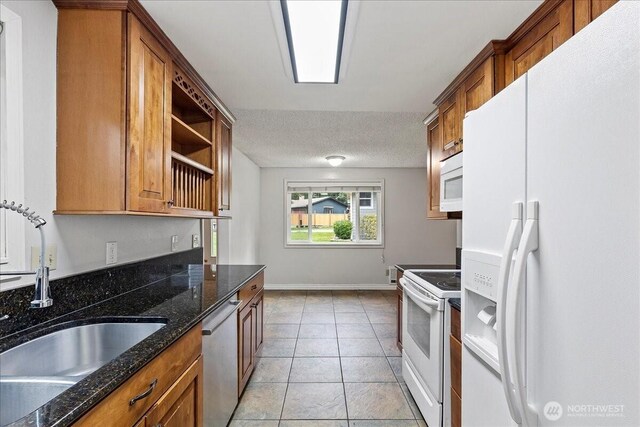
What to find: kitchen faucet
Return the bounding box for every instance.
[0,201,52,308]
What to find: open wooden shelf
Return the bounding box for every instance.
[171,114,212,147]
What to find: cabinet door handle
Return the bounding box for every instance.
[167,200,174,207]
[129,378,158,406]
[443,140,457,151]
[250,302,258,308]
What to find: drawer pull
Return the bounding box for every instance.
[129,378,158,406]
[251,284,257,290]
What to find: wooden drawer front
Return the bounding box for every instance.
[144,356,203,427]
[451,306,461,341]
[238,272,264,310]
[74,325,202,427]
[451,387,462,427]
[450,334,462,397]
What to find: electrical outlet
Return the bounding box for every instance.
[171,235,179,252]
[106,242,118,265]
[385,267,390,276]
[31,245,57,270]
[192,234,200,248]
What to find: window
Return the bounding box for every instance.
[285,180,384,247]
[359,192,372,207]
[0,5,25,272]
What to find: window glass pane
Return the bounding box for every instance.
[359,192,372,207]
[289,192,309,241]
[407,296,431,358]
[310,192,350,243]
[359,192,378,241]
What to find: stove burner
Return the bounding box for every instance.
[413,271,461,291]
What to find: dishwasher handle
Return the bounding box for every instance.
[202,299,242,336]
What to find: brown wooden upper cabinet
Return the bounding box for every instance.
[504,0,573,85]
[216,114,233,213]
[427,116,450,220]
[426,0,617,219]
[54,0,235,218]
[574,0,618,32]
[438,92,462,159]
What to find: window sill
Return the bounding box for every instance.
[285,242,384,249]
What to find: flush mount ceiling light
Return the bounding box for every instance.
[281,0,348,84]
[326,155,346,167]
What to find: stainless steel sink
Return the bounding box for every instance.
[0,321,166,425]
[0,377,75,426]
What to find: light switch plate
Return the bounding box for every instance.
[171,235,179,252]
[192,234,200,248]
[31,245,57,270]
[106,242,117,265]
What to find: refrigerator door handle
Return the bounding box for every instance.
[497,202,523,424]
[507,201,539,427]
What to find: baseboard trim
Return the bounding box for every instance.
[264,284,396,291]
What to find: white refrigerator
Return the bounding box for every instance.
[461,2,639,426]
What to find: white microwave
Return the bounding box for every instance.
[440,152,463,212]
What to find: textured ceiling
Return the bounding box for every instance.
[142,0,542,167]
[233,110,426,168]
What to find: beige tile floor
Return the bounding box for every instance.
[230,290,427,427]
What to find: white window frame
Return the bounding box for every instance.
[284,180,384,248]
[0,4,25,271]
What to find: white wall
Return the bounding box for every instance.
[217,147,261,264]
[259,168,457,287]
[0,0,200,291]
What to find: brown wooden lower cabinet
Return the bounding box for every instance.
[451,387,462,427]
[396,270,404,351]
[143,357,203,427]
[74,325,202,427]
[238,300,255,394]
[450,306,462,427]
[238,272,265,396]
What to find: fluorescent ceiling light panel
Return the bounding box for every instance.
[281,0,348,83]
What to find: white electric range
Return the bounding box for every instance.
[401,269,461,427]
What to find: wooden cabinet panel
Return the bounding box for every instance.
[505,0,573,85]
[451,306,461,342]
[426,117,447,219]
[216,114,232,213]
[438,92,462,159]
[127,15,172,213]
[396,270,404,350]
[238,302,255,394]
[56,10,126,212]
[575,0,617,32]
[74,326,201,427]
[450,335,462,396]
[144,357,203,427]
[462,57,494,118]
[451,387,462,427]
[253,290,264,354]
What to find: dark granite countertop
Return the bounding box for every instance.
[395,264,459,272]
[449,298,461,311]
[0,262,265,427]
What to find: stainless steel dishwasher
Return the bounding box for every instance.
[202,295,242,426]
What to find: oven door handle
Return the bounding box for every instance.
[401,278,440,310]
